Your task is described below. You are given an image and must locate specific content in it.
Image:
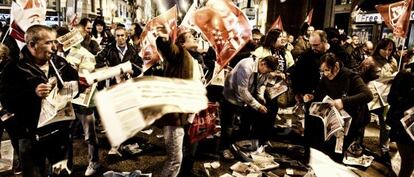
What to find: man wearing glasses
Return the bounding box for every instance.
[291,30,330,104]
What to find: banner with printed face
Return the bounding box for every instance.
[139,6,177,72]
[193,0,251,67]
[376,0,413,38]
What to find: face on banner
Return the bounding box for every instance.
[11,0,46,31]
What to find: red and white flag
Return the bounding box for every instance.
[304,8,313,26]
[139,5,178,72]
[9,0,46,42]
[193,0,251,67]
[376,0,413,38]
[270,15,283,31]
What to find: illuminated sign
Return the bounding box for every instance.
[356,11,414,23]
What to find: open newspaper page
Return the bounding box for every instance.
[38,80,78,128]
[83,61,132,85]
[95,76,208,147]
[56,29,83,52]
[66,46,97,107]
[367,76,394,111]
[309,96,349,141]
[400,106,414,141]
[339,109,352,136]
[72,83,97,107]
[265,81,288,100]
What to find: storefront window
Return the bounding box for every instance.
[0,0,12,5]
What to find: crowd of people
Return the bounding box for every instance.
[0,14,412,177]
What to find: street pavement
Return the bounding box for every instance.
[0,120,400,177]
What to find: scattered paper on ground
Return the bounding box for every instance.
[309,148,358,177]
[0,140,13,173]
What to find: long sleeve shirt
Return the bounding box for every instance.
[223,57,268,110]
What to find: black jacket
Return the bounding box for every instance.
[95,43,143,78]
[387,69,414,145]
[0,46,79,139]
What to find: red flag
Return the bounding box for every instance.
[139,6,178,72]
[304,9,313,26]
[193,0,252,67]
[376,0,413,38]
[270,15,283,31]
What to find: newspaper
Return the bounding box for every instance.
[72,83,97,107]
[65,46,96,73]
[83,61,133,85]
[309,96,352,141]
[266,81,288,100]
[57,28,84,52]
[94,76,208,147]
[0,140,13,173]
[400,106,414,141]
[367,76,393,111]
[38,80,78,128]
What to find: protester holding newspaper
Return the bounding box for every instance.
[95,27,143,85]
[305,53,372,162]
[62,23,101,176]
[386,58,414,177]
[154,26,203,177]
[359,38,398,160]
[0,25,79,177]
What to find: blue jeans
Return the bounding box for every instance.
[162,126,184,177]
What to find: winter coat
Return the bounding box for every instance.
[0,46,79,139]
[387,69,414,145]
[359,54,398,83]
[95,43,143,82]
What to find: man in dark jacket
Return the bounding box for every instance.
[0,25,79,177]
[95,27,143,83]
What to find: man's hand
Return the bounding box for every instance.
[330,99,344,110]
[35,83,52,98]
[303,94,314,103]
[258,105,268,114]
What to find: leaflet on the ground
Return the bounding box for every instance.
[38,80,78,128]
[367,76,393,111]
[57,29,83,52]
[83,61,133,85]
[266,80,288,100]
[400,106,414,141]
[0,140,13,173]
[342,154,374,167]
[309,96,352,141]
[95,76,208,147]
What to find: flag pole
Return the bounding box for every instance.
[1,28,10,44]
[397,37,406,72]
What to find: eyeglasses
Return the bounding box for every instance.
[310,43,321,48]
[116,34,126,37]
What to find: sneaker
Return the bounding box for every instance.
[13,161,22,175]
[108,146,122,157]
[84,162,100,176]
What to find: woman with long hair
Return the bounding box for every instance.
[91,18,114,50]
[359,38,398,161]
